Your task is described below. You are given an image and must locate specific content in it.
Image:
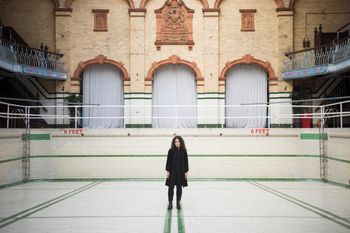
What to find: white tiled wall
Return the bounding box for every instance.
[1,128,349,186]
[327,132,350,186]
[0,130,23,186]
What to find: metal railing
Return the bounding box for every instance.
[0,36,65,72]
[0,99,349,128]
[283,36,350,72]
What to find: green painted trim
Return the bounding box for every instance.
[189,178,321,182]
[26,154,320,159]
[326,156,350,164]
[0,181,27,189]
[177,208,186,233]
[300,133,328,140]
[251,182,350,229]
[197,124,224,128]
[270,124,293,128]
[29,178,165,182]
[0,154,320,165]
[318,179,350,189]
[30,155,165,158]
[28,178,320,183]
[124,97,152,100]
[125,124,152,128]
[163,209,172,233]
[0,182,100,228]
[188,154,319,158]
[21,134,51,141]
[0,157,23,164]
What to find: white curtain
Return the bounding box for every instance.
[225,64,268,128]
[152,64,197,128]
[82,64,124,128]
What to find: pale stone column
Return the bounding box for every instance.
[128,9,149,128]
[199,9,221,128]
[54,8,73,126]
[269,9,294,127]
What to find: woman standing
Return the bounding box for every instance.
[165,135,189,210]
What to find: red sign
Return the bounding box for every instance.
[64,129,85,135]
[250,128,270,135]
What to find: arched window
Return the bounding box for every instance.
[152,64,197,128]
[81,64,124,128]
[225,64,268,128]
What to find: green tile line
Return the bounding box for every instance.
[254,182,350,224]
[0,181,27,189]
[0,181,100,229]
[0,154,325,165]
[4,154,350,165]
[163,209,172,233]
[325,156,350,164]
[177,208,186,233]
[250,182,350,230]
[29,154,321,158]
[300,133,328,140]
[0,157,23,164]
[1,178,349,191]
[21,134,51,141]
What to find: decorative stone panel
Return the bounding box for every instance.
[239,9,256,32]
[154,0,194,50]
[92,9,109,32]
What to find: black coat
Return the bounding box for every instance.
[165,149,189,187]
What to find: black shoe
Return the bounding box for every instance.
[176,201,181,209]
[167,202,173,210]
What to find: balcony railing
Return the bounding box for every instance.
[283,36,350,74]
[0,36,66,77]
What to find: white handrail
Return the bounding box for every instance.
[0,99,349,128]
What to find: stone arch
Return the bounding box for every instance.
[140,0,209,9]
[72,55,130,81]
[146,55,203,82]
[289,0,296,9]
[64,0,135,9]
[219,54,277,82]
[214,0,283,9]
[53,0,60,8]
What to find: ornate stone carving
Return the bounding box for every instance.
[92,9,109,32]
[239,9,256,32]
[155,0,194,50]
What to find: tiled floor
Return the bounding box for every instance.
[0,181,349,233]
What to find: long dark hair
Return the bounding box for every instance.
[170,135,187,152]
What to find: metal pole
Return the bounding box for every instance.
[74,106,78,128]
[321,106,325,128]
[6,104,9,128]
[340,102,343,128]
[27,106,30,128]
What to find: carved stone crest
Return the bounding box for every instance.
[155,0,194,50]
[92,9,109,32]
[240,9,256,32]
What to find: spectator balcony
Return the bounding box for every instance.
[0,26,67,80]
[282,24,350,80]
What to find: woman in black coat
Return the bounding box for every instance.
[165,135,189,210]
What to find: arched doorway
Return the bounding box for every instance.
[81,64,124,128]
[225,64,268,128]
[152,64,197,128]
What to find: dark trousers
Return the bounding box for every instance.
[168,184,182,202]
